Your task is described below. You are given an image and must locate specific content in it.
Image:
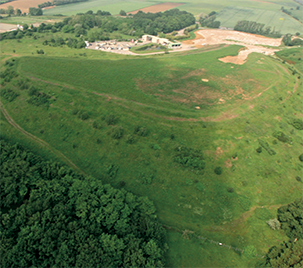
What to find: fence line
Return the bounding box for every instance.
[163,224,265,258]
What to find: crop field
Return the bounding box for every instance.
[0,0,47,12]
[41,0,298,16]
[127,2,184,14]
[43,0,155,16]
[1,33,302,267]
[0,15,66,27]
[216,6,303,35]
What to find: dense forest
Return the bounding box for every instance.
[132,9,195,35]
[259,198,303,267]
[0,139,167,267]
[0,9,196,43]
[234,20,282,38]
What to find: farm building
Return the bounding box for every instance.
[168,42,181,48]
[142,35,182,48]
[142,35,170,45]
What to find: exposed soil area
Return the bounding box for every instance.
[127,2,184,14]
[0,0,48,12]
[0,23,17,33]
[184,29,282,64]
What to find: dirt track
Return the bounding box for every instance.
[183,29,282,64]
[0,100,85,175]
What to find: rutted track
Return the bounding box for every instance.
[0,101,86,175]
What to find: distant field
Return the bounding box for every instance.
[216,6,303,34]
[42,0,298,16]
[43,0,155,15]
[127,2,184,14]
[0,0,47,12]
[0,15,65,27]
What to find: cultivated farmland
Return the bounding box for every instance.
[127,2,184,14]
[216,6,303,35]
[43,0,155,15]
[0,0,47,12]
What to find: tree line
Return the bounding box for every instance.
[258,198,303,267]
[199,11,221,28]
[132,8,196,35]
[38,0,88,9]
[282,33,303,46]
[0,139,167,267]
[234,20,282,38]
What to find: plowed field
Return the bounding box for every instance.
[0,0,47,12]
[127,2,183,14]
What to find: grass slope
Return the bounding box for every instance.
[1,38,302,267]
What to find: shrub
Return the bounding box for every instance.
[150,144,161,150]
[105,114,118,125]
[214,167,222,175]
[227,187,234,193]
[174,145,205,170]
[299,154,303,162]
[92,120,102,129]
[126,134,136,144]
[266,218,281,230]
[291,118,303,130]
[195,182,205,192]
[106,164,119,178]
[273,131,292,143]
[258,139,276,155]
[138,173,155,185]
[0,88,19,102]
[256,147,262,153]
[244,245,257,258]
[78,111,89,120]
[111,126,124,139]
[134,126,148,137]
[296,176,302,182]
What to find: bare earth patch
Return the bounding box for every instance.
[184,29,281,65]
[0,23,17,33]
[128,2,183,14]
[0,0,48,12]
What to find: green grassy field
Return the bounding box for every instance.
[1,34,302,267]
[216,6,303,34]
[0,15,66,25]
[43,0,155,16]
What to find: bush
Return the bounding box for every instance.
[256,147,262,153]
[134,126,148,136]
[291,118,303,130]
[78,111,89,120]
[258,139,276,155]
[266,218,281,230]
[126,134,136,144]
[105,114,118,125]
[296,176,302,182]
[244,245,257,258]
[92,120,102,129]
[0,88,19,102]
[111,126,124,139]
[174,145,205,171]
[227,187,234,193]
[214,167,222,175]
[299,154,303,162]
[195,182,204,192]
[273,131,292,143]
